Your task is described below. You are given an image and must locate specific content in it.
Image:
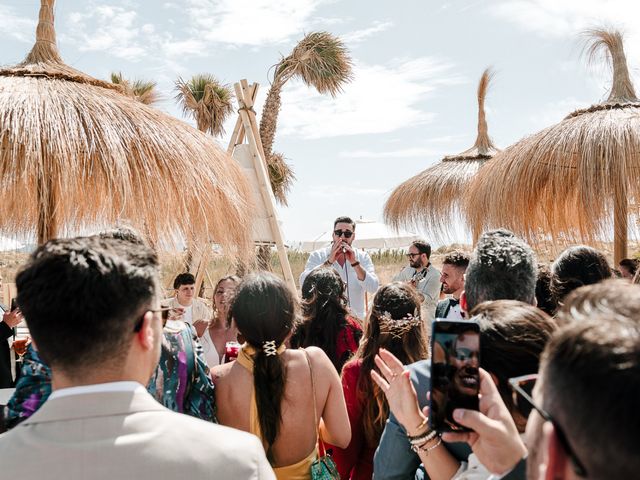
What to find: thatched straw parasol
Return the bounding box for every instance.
[0,0,253,254]
[384,68,498,241]
[465,29,640,263]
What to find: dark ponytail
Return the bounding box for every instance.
[230,272,297,461]
[292,267,350,370]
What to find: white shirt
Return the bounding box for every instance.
[182,305,193,325]
[200,329,223,367]
[49,381,145,400]
[300,246,379,320]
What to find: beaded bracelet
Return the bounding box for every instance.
[408,429,437,446]
[411,436,442,455]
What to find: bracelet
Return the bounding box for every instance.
[408,429,437,446]
[411,436,442,455]
[323,260,333,266]
[414,416,428,432]
[350,261,360,267]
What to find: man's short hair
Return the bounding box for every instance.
[543,280,640,479]
[333,216,355,230]
[15,236,159,375]
[464,229,536,311]
[442,250,470,269]
[173,272,196,289]
[411,240,431,258]
[619,257,638,275]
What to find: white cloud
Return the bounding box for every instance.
[184,0,329,46]
[343,20,394,44]
[276,58,463,139]
[64,5,152,61]
[490,1,640,60]
[0,5,36,43]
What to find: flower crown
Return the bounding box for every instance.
[378,311,422,339]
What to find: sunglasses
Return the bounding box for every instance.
[407,253,421,258]
[334,229,353,238]
[509,374,587,477]
[133,306,174,332]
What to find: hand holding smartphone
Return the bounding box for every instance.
[429,319,480,432]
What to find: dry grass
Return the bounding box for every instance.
[384,68,499,242]
[0,1,253,256]
[110,72,159,106]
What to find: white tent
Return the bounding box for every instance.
[0,235,25,252]
[299,219,420,252]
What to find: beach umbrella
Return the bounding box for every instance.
[384,69,498,242]
[465,29,640,264]
[0,0,252,255]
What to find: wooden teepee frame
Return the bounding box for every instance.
[193,79,295,293]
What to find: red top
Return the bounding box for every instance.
[327,358,375,480]
[334,316,362,371]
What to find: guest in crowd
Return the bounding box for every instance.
[394,240,441,323]
[291,267,362,372]
[166,272,212,336]
[0,236,273,479]
[3,230,215,428]
[0,306,22,388]
[618,257,638,280]
[301,216,379,320]
[374,229,538,479]
[373,300,555,479]
[461,229,537,313]
[330,282,428,479]
[200,275,241,367]
[534,263,557,316]
[550,245,611,309]
[438,279,640,480]
[436,251,470,320]
[212,272,350,479]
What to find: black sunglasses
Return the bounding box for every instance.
[334,229,353,238]
[133,306,174,332]
[406,253,421,258]
[509,374,587,477]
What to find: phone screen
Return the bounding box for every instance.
[429,319,480,432]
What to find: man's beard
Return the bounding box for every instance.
[410,258,424,269]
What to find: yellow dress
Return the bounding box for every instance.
[236,346,318,480]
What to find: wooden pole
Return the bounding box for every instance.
[233,80,296,291]
[614,199,628,266]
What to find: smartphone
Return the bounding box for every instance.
[10,298,17,312]
[429,319,480,432]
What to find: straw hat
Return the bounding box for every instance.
[0,0,253,255]
[384,68,499,241]
[465,29,640,262]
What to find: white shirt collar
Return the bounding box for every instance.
[49,381,146,400]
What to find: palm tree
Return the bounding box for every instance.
[260,31,353,204]
[110,71,159,106]
[174,74,234,137]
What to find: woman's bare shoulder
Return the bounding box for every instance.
[210,361,234,385]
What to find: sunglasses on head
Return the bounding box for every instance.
[334,229,353,238]
[509,374,587,477]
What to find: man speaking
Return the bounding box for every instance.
[300,216,379,320]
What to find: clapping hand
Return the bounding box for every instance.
[371,348,426,435]
[3,308,23,328]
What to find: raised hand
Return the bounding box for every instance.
[442,368,527,475]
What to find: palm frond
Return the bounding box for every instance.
[277,31,353,96]
[175,74,234,136]
[266,151,296,205]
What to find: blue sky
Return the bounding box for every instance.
[2,0,640,243]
